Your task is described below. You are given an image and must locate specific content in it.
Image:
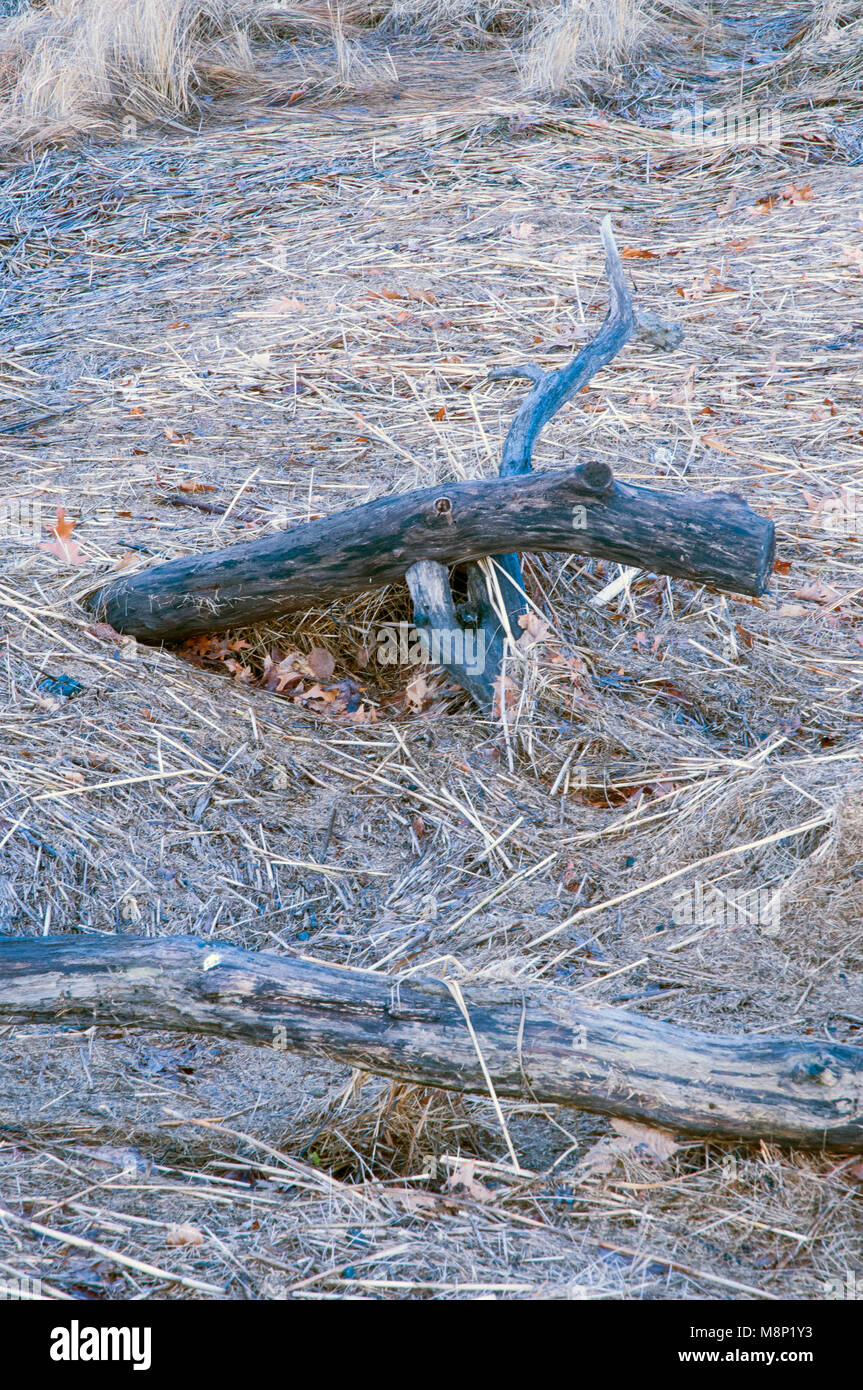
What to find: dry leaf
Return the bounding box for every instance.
[307,647,336,680]
[517,612,551,646]
[677,268,736,301]
[620,246,657,259]
[390,1189,444,1214]
[87,622,124,644]
[444,1159,496,1203]
[165,1224,205,1247]
[793,580,842,604]
[610,1118,681,1161]
[492,672,519,718]
[39,507,86,566]
[406,672,432,712]
[111,552,138,572]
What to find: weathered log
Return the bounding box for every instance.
[88,464,774,643]
[1,936,860,1150]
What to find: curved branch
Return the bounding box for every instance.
[456,216,635,694]
[497,214,634,477]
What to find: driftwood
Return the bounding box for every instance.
[1,936,860,1150]
[86,218,775,711]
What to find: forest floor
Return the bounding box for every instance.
[0,5,861,1299]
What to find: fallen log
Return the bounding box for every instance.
[88,466,774,644]
[1,936,860,1150]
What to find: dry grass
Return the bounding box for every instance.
[518,0,663,98]
[4,1,863,155]
[0,1,860,1301]
[0,0,342,146]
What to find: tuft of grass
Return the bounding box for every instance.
[517,0,663,98]
[359,0,541,49]
[0,0,339,146]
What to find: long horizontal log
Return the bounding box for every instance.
[88,464,775,642]
[1,936,859,1150]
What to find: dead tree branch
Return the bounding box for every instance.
[408,215,636,700]
[0,936,860,1150]
[89,466,773,648]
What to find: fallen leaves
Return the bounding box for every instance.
[516,611,551,649]
[165,1224,205,1248]
[367,286,437,305]
[675,267,736,300]
[86,622,138,659]
[178,637,378,722]
[405,671,433,712]
[39,507,86,566]
[576,1120,681,1178]
[750,184,813,216]
[793,579,843,605]
[510,220,536,241]
[782,182,814,205]
[444,1159,496,1203]
[307,646,336,681]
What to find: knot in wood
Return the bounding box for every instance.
[433,496,454,524]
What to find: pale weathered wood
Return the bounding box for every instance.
[1,936,860,1150]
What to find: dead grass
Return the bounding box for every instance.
[517,0,663,98]
[0,0,343,147]
[3,0,863,155]
[0,3,860,1301]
